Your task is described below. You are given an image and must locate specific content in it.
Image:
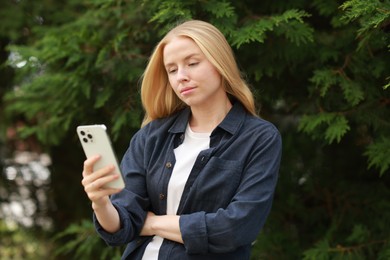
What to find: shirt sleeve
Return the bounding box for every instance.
[179,127,282,254]
[93,129,150,246]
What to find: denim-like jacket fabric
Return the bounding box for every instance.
[93,101,282,260]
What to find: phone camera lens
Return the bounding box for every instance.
[82,137,88,143]
[80,131,85,136]
[87,134,93,139]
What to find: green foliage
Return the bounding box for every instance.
[231,9,313,48]
[309,69,365,107]
[340,0,390,39]
[0,220,53,259]
[302,231,389,260]
[149,1,193,24]
[1,0,390,259]
[254,130,390,259]
[364,137,390,176]
[53,219,123,259]
[203,0,236,19]
[299,113,351,144]
[297,0,390,174]
[3,0,147,145]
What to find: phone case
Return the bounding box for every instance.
[76,124,125,189]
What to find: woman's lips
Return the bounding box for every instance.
[180,86,196,95]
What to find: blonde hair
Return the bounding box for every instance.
[140,20,256,127]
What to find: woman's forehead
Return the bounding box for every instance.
[163,37,204,64]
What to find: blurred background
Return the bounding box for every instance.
[0,0,389,259]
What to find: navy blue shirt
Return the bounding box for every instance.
[94,101,282,259]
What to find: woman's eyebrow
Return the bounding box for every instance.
[164,53,201,68]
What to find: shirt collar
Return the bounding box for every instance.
[168,101,247,135]
[216,101,246,135]
[168,107,191,134]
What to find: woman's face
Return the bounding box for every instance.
[163,36,225,108]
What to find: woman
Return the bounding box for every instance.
[81,20,282,259]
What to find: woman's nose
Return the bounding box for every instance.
[177,67,189,82]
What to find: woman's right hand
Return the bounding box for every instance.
[81,155,122,233]
[81,155,122,210]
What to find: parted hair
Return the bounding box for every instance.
[140,20,256,127]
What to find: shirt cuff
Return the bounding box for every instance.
[179,211,208,254]
[93,204,131,246]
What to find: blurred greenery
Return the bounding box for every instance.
[0,219,53,259]
[0,0,389,259]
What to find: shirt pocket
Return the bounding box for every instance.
[191,157,243,212]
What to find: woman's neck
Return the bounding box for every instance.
[189,98,232,133]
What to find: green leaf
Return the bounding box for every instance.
[282,21,314,46]
[302,239,331,260]
[111,108,130,140]
[94,87,112,108]
[299,113,350,144]
[383,77,390,90]
[324,115,350,144]
[364,137,390,176]
[299,113,336,133]
[339,78,364,106]
[310,69,338,97]
[232,19,273,47]
[312,0,340,17]
[378,243,390,260]
[232,9,312,48]
[149,1,192,24]
[95,46,110,68]
[203,0,235,19]
[346,224,370,243]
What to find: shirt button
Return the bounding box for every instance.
[159,193,165,200]
[165,162,172,168]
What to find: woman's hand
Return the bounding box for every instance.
[81,155,122,208]
[81,155,122,233]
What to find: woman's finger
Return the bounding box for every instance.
[82,164,116,186]
[86,186,122,203]
[84,171,120,193]
[82,155,101,178]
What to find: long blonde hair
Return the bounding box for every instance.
[140,20,256,127]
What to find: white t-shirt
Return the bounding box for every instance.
[141,124,210,260]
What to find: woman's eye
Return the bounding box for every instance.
[189,62,199,66]
[168,68,177,74]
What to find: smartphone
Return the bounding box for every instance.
[76,124,125,189]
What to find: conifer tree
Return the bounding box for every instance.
[1,0,389,259]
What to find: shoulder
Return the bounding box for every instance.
[221,101,281,142]
[243,115,282,144]
[247,115,279,132]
